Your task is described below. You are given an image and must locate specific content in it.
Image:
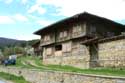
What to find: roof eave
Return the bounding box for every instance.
[33,12,125,35]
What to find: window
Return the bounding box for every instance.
[46,47,52,55]
[59,32,63,38]
[121,32,125,35]
[62,42,71,52]
[72,24,82,33]
[59,31,67,38]
[63,31,67,37]
[90,26,96,33]
[72,26,77,33]
[44,35,50,41]
[55,45,62,51]
[78,26,82,32]
[107,32,114,37]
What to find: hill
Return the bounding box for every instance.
[0,37,39,49]
[0,37,26,48]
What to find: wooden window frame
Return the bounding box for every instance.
[44,35,50,41]
[59,31,68,38]
[55,45,62,51]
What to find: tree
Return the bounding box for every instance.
[14,46,25,54]
[2,46,26,56]
[0,49,3,56]
[3,47,13,56]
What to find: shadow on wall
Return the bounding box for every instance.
[89,44,99,68]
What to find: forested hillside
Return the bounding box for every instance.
[0,37,39,48]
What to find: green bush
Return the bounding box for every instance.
[0,72,30,83]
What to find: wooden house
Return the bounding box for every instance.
[32,41,41,56]
[34,12,125,69]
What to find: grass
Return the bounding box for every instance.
[13,56,37,68]
[43,65,125,77]
[0,72,30,83]
[7,56,125,77]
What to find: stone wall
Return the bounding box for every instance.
[43,42,90,69]
[43,55,90,69]
[98,39,125,68]
[0,67,125,83]
[43,36,125,69]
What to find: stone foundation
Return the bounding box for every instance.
[43,38,125,69]
[98,39,125,68]
[43,43,90,69]
[43,55,90,69]
[0,67,125,83]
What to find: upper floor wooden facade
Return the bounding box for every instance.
[34,12,125,47]
[40,22,87,46]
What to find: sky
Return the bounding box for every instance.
[0,0,125,40]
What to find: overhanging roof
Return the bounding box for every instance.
[34,12,125,35]
[32,41,40,48]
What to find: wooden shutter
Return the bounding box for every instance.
[63,42,71,52]
[46,48,52,55]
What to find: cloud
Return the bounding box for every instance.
[30,0,125,20]
[15,34,40,40]
[37,20,54,26]
[116,19,125,24]
[0,14,29,24]
[27,15,39,20]
[27,4,46,14]
[5,0,13,4]
[0,16,15,24]
[21,0,28,4]
[13,14,28,22]
[2,0,28,5]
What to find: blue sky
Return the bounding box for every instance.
[0,0,125,40]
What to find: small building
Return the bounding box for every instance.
[0,49,3,56]
[0,50,3,64]
[25,46,34,56]
[32,41,42,56]
[34,12,125,69]
[9,55,17,60]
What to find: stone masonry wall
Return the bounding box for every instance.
[43,42,90,69]
[43,37,125,69]
[98,39,125,68]
[0,67,125,83]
